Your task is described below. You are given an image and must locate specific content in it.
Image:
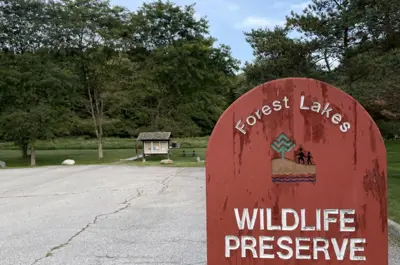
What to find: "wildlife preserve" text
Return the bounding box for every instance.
[225,208,366,261]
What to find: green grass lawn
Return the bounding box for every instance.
[385,141,400,223]
[0,148,206,168]
[0,137,208,167]
[0,136,209,150]
[0,149,136,167]
[0,137,399,222]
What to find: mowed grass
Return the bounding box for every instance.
[0,137,208,168]
[0,149,136,167]
[0,137,208,167]
[0,137,399,222]
[0,136,209,150]
[0,148,206,168]
[385,141,400,223]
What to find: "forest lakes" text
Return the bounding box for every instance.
[235,95,351,134]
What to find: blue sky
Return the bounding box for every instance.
[110,0,310,67]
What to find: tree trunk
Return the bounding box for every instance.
[343,27,349,49]
[21,141,28,158]
[324,49,331,72]
[86,85,104,160]
[98,137,103,159]
[30,144,36,166]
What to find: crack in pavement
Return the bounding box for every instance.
[30,187,144,265]
[159,168,184,194]
[28,168,183,265]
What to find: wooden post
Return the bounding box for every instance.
[141,140,145,162]
[168,139,171,160]
[205,77,388,265]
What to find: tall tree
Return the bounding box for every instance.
[286,0,358,71]
[0,52,77,166]
[122,0,239,136]
[277,0,400,137]
[241,25,321,93]
[53,0,129,158]
[0,0,76,160]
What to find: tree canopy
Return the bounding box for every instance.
[0,0,399,164]
[240,0,400,138]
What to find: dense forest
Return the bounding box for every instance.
[0,0,399,160]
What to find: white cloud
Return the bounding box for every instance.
[234,16,284,29]
[226,2,240,11]
[290,1,310,10]
[272,1,285,8]
[270,1,310,11]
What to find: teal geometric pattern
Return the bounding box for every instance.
[271,133,296,159]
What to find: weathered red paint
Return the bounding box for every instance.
[205,78,387,264]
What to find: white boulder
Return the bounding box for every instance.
[196,157,205,163]
[160,159,174,164]
[62,159,75,165]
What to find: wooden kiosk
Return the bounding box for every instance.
[136,132,172,161]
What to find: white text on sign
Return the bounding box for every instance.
[225,208,366,261]
[234,95,351,134]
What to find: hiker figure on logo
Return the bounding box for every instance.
[297,148,314,165]
[307,151,313,165]
[297,148,305,164]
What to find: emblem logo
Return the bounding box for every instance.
[270,133,316,183]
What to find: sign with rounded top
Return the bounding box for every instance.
[205,78,387,265]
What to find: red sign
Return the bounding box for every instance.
[205,78,387,264]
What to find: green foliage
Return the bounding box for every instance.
[0,0,49,53]
[111,0,239,137]
[240,25,323,95]
[0,0,238,164]
[238,0,400,137]
[2,0,400,158]
[129,0,209,50]
[0,52,78,161]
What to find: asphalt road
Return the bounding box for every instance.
[0,166,398,265]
